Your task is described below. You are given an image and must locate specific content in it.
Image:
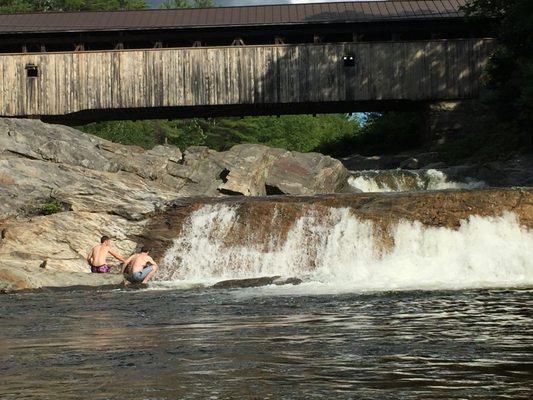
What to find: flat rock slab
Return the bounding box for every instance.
[0,263,124,292]
[212,276,302,289]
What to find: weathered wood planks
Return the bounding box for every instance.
[0,39,494,118]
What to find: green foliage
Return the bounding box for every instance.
[81,120,161,148]
[158,0,213,9]
[0,0,32,12]
[40,199,62,215]
[81,115,360,153]
[0,0,146,12]
[1,0,146,12]
[315,112,422,157]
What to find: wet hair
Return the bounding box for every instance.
[141,246,150,253]
[100,235,110,244]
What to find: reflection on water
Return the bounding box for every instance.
[1,288,532,399]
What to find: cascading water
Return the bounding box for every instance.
[348,169,485,193]
[160,203,533,293]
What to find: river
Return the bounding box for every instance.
[2,170,533,399]
[1,287,532,399]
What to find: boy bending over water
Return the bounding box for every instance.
[123,246,158,284]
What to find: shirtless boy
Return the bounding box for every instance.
[87,236,126,273]
[123,247,158,284]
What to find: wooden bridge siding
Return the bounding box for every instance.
[0,39,494,117]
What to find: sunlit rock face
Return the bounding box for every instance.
[0,118,349,216]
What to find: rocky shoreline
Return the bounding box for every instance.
[1,118,532,292]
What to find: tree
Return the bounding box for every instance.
[158,0,214,9]
[464,1,532,141]
[0,0,146,12]
[0,0,33,12]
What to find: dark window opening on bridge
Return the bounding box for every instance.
[343,55,356,67]
[25,64,39,78]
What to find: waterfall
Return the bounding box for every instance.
[159,204,533,293]
[349,169,485,193]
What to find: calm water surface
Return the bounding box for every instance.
[1,287,532,399]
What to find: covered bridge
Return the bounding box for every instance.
[0,0,495,123]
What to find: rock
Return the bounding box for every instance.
[212,276,302,289]
[0,262,123,292]
[212,276,282,289]
[424,162,448,170]
[148,145,183,163]
[342,185,363,194]
[413,152,441,168]
[216,144,284,196]
[442,155,533,188]
[341,154,412,171]
[0,118,121,172]
[213,144,349,196]
[0,118,184,185]
[266,151,349,195]
[167,146,225,196]
[0,157,178,220]
[341,152,445,171]
[273,277,303,286]
[1,119,352,200]
[166,144,350,197]
[119,153,172,181]
[399,157,419,170]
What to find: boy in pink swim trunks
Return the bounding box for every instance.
[87,236,126,273]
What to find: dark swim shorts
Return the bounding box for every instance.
[91,264,111,274]
[126,265,153,283]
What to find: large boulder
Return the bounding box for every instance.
[169,146,226,196]
[0,157,178,220]
[216,144,285,196]
[183,144,350,196]
[0,118,186,186]
[266,150,349,195]
[0,118,122,172]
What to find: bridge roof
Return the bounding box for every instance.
[0,0,468,35]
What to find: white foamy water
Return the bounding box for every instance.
[160,204,533,294]
[349,169,485,193]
